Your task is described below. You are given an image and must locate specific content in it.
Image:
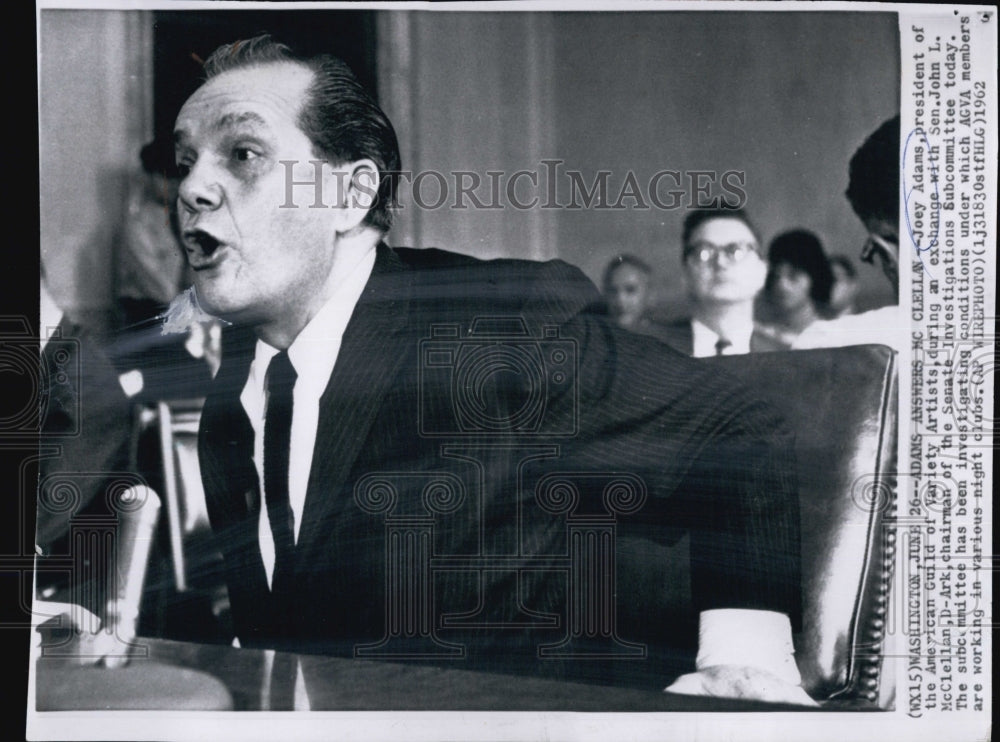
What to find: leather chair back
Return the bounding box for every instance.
[618,345,897,705]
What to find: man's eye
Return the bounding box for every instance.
[234,147,259,163]
[176,163,191,177]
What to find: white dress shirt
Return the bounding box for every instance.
[695,609,802,684]
[240,247,376,589]
[691,317,755,357]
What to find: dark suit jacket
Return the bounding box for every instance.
[658,317,787,356]
[199,245,801,683]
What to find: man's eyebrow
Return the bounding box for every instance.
[173,111,269,147]
[215,111,269,131]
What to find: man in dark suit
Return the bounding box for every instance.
[661,208,784,356]
[176,35,813,705]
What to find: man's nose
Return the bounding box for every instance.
[178,161,223,213]
[708,251,729,268]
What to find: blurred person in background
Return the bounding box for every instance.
[601,254,671,343]
[37,265,136,617]
[826,256,861,318]
[110,138,219,399]
[117,138,189,329]
[794,116,902,350]
[756,229,834,348]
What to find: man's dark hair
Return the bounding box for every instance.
[602,253,652,288]
[202,35,401,234]
[681,208,761,256]
[765,229,834,306]
[845,115,899,225]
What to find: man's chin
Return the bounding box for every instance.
[700,291,758,305]
[192,290,245,324]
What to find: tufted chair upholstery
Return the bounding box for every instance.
[617,344,898,707]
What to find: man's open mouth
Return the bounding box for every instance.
[183,230,226,270]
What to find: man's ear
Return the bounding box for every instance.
[328,159,380,233]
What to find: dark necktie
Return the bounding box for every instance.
[264,350,297,599]
[715,337,732,356]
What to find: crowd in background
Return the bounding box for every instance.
[603,116,900,357]
[603,222,863,354]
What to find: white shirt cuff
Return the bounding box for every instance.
[696,609,802,685]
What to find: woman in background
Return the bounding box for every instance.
[757,229,834,348]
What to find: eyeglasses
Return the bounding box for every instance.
[685,241,759,265]
[860,233,898,266]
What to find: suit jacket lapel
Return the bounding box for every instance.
[297,244,413,552]
[198,325,275,622]
[200,325,259,523]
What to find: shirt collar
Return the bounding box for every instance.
[691,316,755,356]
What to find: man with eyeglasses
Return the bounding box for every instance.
[794,116,903,350]
[661,208,782,357]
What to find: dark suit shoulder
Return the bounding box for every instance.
[392,247,592,284]
[391,247,602,327]
[392,246,486,269]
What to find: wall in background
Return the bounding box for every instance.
[39,10,152,326]
[39,10,900,322]
[379,11,900,314]
[378,12,558,264]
